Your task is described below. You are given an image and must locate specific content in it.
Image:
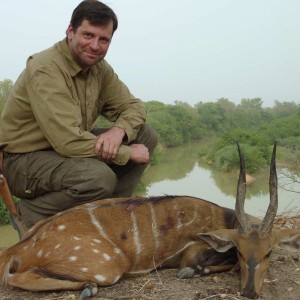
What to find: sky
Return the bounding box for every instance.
[1,0,300,107]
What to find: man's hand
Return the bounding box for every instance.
[94,126,126,161]
[129,144,150,164]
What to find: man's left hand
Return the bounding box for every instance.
[94,126,126,161]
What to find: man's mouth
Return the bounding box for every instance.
[85,52,101,59]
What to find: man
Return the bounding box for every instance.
[0,0,158,237]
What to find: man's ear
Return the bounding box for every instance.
[66,24,74,39]
[197,229,237,253]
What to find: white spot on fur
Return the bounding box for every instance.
[57,225,66,231]
[54,244,61,250]
[114,247,121,254]
[255,263,260,270]
[93,239,101,244]
[204,268,210,274]
[103,253,111,261]
[81,267,89,272]
[95,274,106,282]
[23,246,28,250]
[45,251,51,257]
[32,237,37,247]
[69,256,78,261]
[73,236,81,241]
[74,245,81,251]
[37,250,43,257]
[92,249,100,254]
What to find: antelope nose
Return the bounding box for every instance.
[241,289,258,299]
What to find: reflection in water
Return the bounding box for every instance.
[143,143,199,183]
[142,143,300,218]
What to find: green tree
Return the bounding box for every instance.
[271,100,299,118]
[236,98,265,128]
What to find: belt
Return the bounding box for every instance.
[0,150,20,218]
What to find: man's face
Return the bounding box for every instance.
[67,19,113,71]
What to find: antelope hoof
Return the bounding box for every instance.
[177,267,195,279]
[79,283,98,299]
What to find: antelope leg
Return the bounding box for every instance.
[8,269,88,291]
[178,242,237,278]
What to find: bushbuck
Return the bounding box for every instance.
[0,143,299,299]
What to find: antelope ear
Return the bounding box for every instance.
[275,229,300,251]
[197,229,237,253]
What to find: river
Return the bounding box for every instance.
[142,142,299,218]
[1,142,299,247]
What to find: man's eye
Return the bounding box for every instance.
[100,39,110,44]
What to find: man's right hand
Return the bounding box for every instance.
[129,144,149,164]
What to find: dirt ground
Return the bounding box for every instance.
[0,215,299,300]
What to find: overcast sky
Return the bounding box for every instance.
[1,0,299,107]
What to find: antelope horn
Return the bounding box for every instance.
[258,142,278,234]
[235,143,252,234]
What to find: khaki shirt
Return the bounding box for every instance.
[0,39,147,165]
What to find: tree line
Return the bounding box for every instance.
[1,78,299,171]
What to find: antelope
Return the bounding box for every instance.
[0,143,299,299]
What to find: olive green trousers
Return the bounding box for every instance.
[3,125,157,228]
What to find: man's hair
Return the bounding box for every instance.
[70,0,118,33]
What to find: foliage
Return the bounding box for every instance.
[0,196,19,225]
[145,101,205,147]
[213,144,267,173]
[262,110,300,141]
[0,200,10,225]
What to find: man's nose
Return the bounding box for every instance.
[89,39,100,51]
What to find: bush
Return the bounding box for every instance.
[213,144,267,173]
[0,200,10,225]
[0,196,19,225]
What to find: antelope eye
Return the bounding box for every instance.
[264,250,272,259]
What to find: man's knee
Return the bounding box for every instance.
[63,158,118,200]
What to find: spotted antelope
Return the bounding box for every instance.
[0,143,299,299]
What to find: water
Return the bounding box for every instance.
[1,142,299,247]
[0,224,18,247]
[143,162,299,217]
[141,142,299,218]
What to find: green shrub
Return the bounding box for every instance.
[213,144,267,173]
